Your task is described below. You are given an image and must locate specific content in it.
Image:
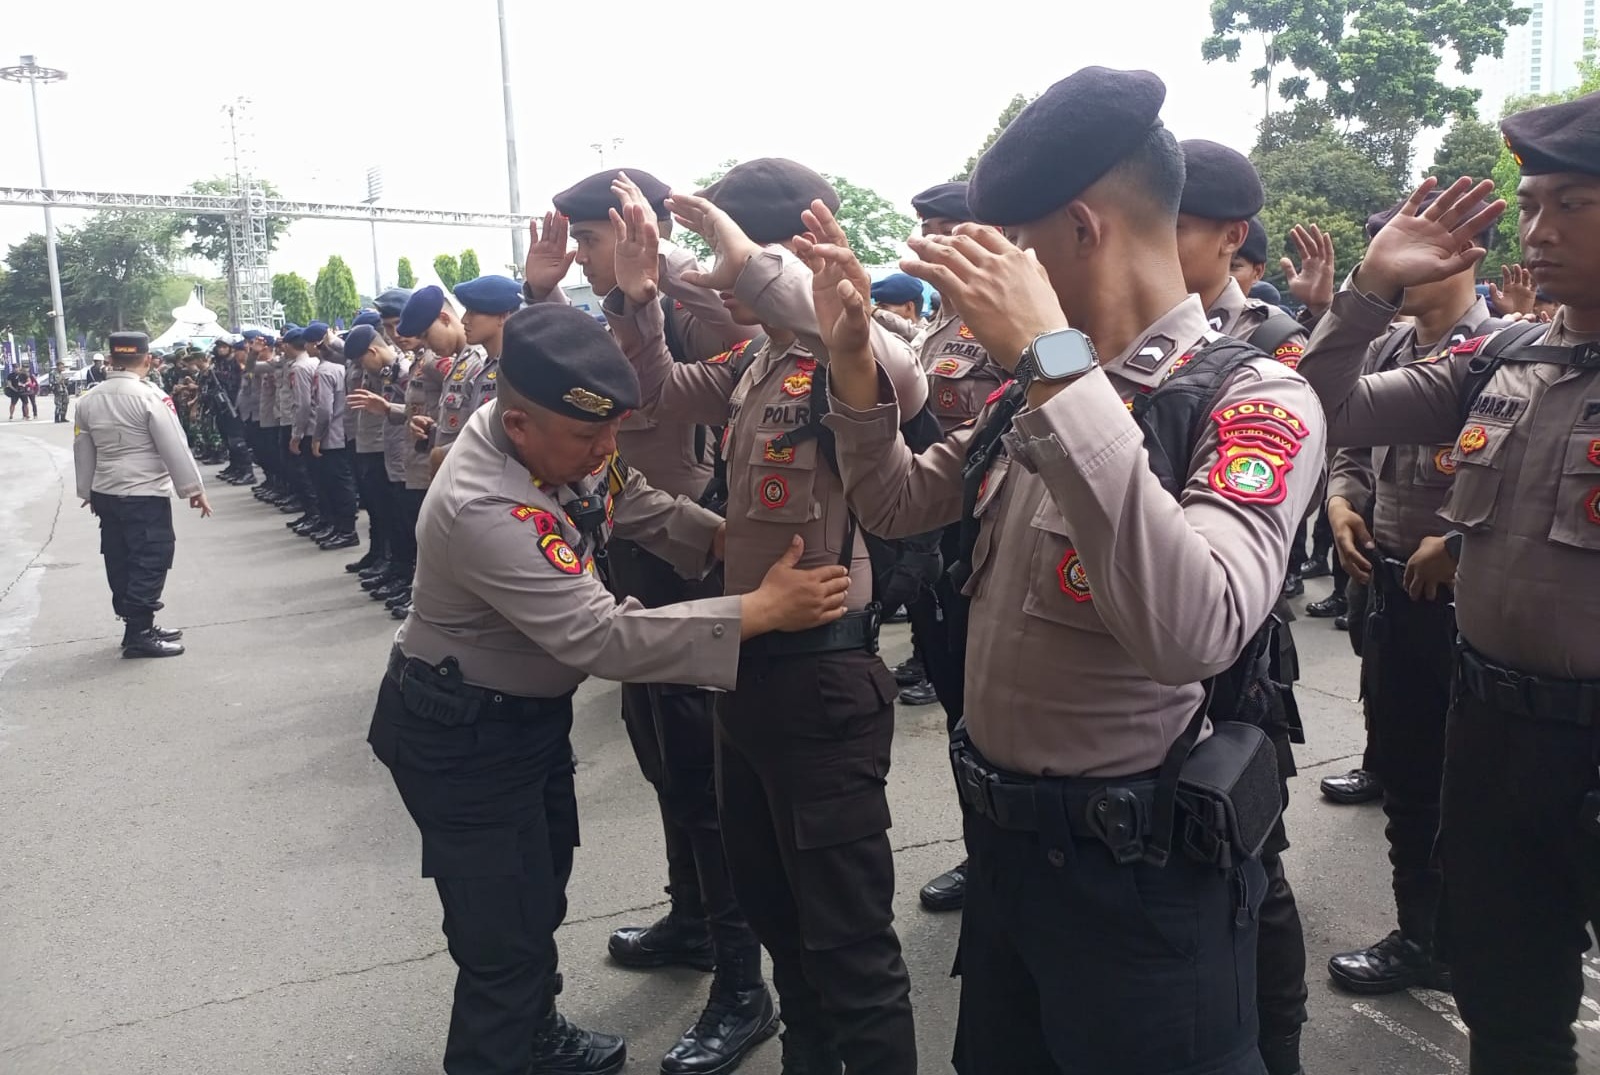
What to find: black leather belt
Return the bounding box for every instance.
[386,648,570,724]
[953,744,1160,864]
[1457,644,1600,728]
[743,606,880,658]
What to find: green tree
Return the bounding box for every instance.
[272,272,314,325]
[1203,0,1530,183]
[1257,193,1370,295]
[313,256,360,325]
[1427,117,1504,184]
[172,176,291,267]
[67,211,177,333]
[458,249,481,281]
[396,257,416,288]
[433,254,461,291]
[0,234,69,340]
[953,93,1035,182]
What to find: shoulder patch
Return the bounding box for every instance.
[512,505,582,573]
[1451,335,1489,356]
[705,338,752,366]
[1272,341,1304,369]
[1207,399,1309,507]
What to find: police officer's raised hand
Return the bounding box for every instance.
[794,202,877,410]
[667,193,760,293]
[1327,495,1375,584]
[1489,263,1537,316]
[525,212,577,298]
[1281,224,1336,316]
[190,492,213,518]
[902,224,1068,371]
[739,536,850,638]
[1357,177,1505,300]
[610,201,660,306]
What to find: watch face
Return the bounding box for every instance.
[1033,329,1097,381]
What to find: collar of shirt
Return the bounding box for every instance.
[1544,306,1600,347]
[107,370,139,381]
[1205,276,1249,335]
[1409,295,1495,361]
[1099,294,1214,390]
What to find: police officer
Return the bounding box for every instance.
[74,332,213,659]
[1313,190,1501,999]
[606,158,926,1075]
[350,312,397,576]
[374,286,414,345]
[210,337,253,484]
[396,285,486,469]
[447,274,520,454]
[813,67,1324,1074]
[247,330,287,506]
[868,273,924,342]
[284,328,324,535]
[345,326,416,608]
[1298,92,1600,1073]
[368,301,851,1075]
[232,334,263,486]
[309,324,359,549]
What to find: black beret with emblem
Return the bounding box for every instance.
[553,168,672,222]
[109,331,149,359]
[701,158,840,245]
[1178,139,1264,220]
[499,304,640,423]
[1502,90,1600,177]
[969,67,1168,226]
[911,181,975,223]
[1239,216,1269,265]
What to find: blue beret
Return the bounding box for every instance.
[303,322,329,343]
[970,67,1167,226]
[353,310,382,328]
[871,273,924,306]
[553,168,672,222]
[1248,281,1282,306]
[702,158,840,245]
[454,274,523,315]
[1179,139,1263,220]
[1239,217,1269,265]
[344,324,379,362]
[398,285,445,337]
[282,328,305,345]
[500,304,640,423]
[374,287,413,318]
[240,328,264,340]
[1503,89,1600,176]
[911,182,975,223]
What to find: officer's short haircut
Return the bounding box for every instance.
[1103,127,1186,222]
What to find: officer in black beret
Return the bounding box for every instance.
[700,158,840,245]
[910,181,975,232]
[368,300,849,1075]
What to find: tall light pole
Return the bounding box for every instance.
[364,166,384,296]
[1,55,70,368]
[496,0,526,274]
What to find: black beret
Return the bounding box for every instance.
[969,67,1167,226]
[911,181,975,223]
[1502,90,1600,177]
[1240,216,1269,264]
[1179,139,1264,220]
[499,304,640,423]
[109,331,149,358]
[374,287,414,318]
[701,158,840,245]
[552,168,672,222]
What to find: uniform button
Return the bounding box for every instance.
[1047,848,1066,868]
[712,623,726,639]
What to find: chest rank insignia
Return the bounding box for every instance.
[451,364,469,381]
[763,440,795,464]
[933,358,961,376]
[957,323,976,341]
[564,387,614,416]
[759,474,791,509]
[781,357,816,399]
[1457,425,1489,454]
[1057,548,1093,603]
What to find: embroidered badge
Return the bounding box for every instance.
[509,505,537,522]
[932,358,962,376]
[564,387,614,416]
[1434,448,1459,475]
[1166,351,1197,378]
[1127,334,1176,374]
[511,507,562,537]
[958,323,975,340]
[1588,439,1600,467]
[1209,445,1292,505]
[938,387,958,410]
[447,413,460,430]
[1057,549,1093,603]
[486,370,497,381]
[1587,487,1600,526]
[763,440,795,464]
[1451,335,1489,356]
[1273,342,1304,369]
[583,555,596,575]
[1211,400,1311,441]
[1457,425,1489,454]
[759,474,790,509]
[539,532,583,574]
[781,372,812,397]
[451,364,469,382]
[162,395,177,414]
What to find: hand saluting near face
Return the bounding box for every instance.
[793,200,878,412]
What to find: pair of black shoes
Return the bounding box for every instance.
[1329,930,1452,995]
[890,657,939,707]
[122,624,184,659]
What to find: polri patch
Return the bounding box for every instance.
[1057,549,1092,603]
[759,474,790,509]
[1457,425,1489,454]
[1434,447,1459,475]
[539,533,583,575]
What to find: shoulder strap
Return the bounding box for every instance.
[660,295,690,364]
[949,381,1026,591]
[1245,307,1303,358]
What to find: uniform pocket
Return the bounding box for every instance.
[1410,442,1461,489]
[928,356,995,427]
[1549,432,1600,550]
[1020,498,1097,624]
[1440,420,1515,530]
[745,431,820,525]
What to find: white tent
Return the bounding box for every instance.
[150,295,227,351]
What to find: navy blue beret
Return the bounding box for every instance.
[282,328,305,345]
[344,324,379,362]
[553,168,672,222]
[304,322,329,343]
[398,285,446,337]
[353,310,382,328]
[1239,217,1269,265]
[1248,281,1282,306]
[871,273,924,306]
[500,304,640,423]
[911,182,975,223]
[454,274,523,315]
[1179,139,1264,220]
[374,287,414,318]
[702,158,840,245]
[240,328,264,341]
[1503,90,1600,176]
[970,67,1168,226]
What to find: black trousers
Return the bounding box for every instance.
[1441,668,1600,1075]
[391,483,422,570]
[91,493,175,635]
[311,444,357,531]
[286,431,316,506]
[1362,570,1455,948]
[354,452,391,560]
[368,674,579,1075]
[217,409,250,472]
[716,647,915,1072]
[954,807,1267,1075]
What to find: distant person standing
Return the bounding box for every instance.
[6,366,31,419]
[73,332,212,659]
[85,353,108,384]
[52,363,72,422]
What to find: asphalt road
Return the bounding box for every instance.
[2,411,1596,1075]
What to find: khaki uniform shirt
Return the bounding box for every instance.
[607,249,927,607]
[395,401,741,696]
[432,344,491,451]
[1323,296,1495,557]
[381,359,412,483]
[824,296,1326,777]
[872,307,922,343]
[354,364,387,453]
[1208,277,1310,366]
[288,355,317,440]
[274,355,295,427]
[313,360,349,451]
[405,349,452,490]
[236,362,258,421]
[919,308,1006,434]
[255,356,280,428]
[1301,286,1600,679]
[73,371,205,500]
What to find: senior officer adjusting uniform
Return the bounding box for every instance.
[605,158,927,1075]
[1315,192,1501,1001]
[73,331,212,659]
[1295,97,1600,1074]
[369,302,851,1075]
[1173,137,1312,1075]
[526,169,777,1075]
[818,68,1325,1075]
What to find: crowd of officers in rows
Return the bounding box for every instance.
[125,63,1598,1075]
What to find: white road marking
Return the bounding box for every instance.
[1410,988,1470,1037]
[1353,1002,1465,1072]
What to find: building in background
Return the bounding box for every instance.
[1476,0,1597,114]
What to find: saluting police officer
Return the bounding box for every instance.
[811,67,1325,1075]
[368,302,852,1075]
[74,332,213,659]
[1298,92,1600,1074]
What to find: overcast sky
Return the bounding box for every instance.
[4,0,1348,313]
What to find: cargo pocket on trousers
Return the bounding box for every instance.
[791,785,895,949]
[421,825,521,879]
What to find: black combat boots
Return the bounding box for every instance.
[609,908,715,971]
[526,1011,627,1075]
[660,948,779,1075]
